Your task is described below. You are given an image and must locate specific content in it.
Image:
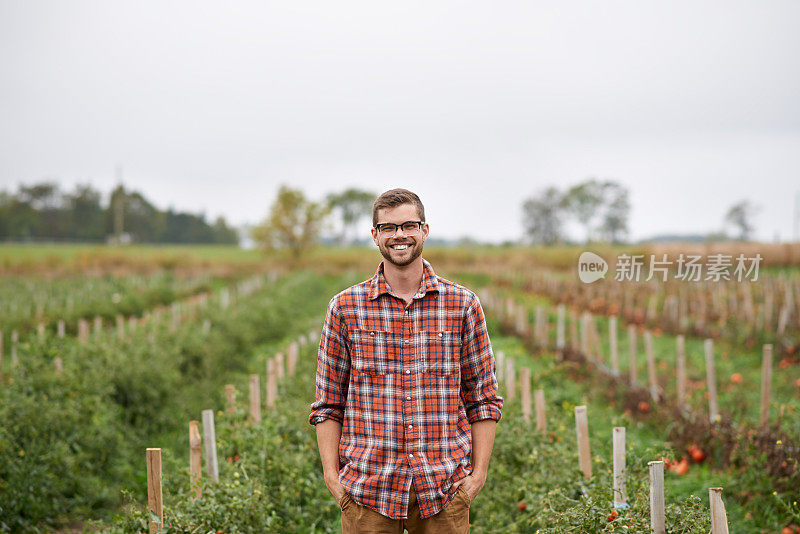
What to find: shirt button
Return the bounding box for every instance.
[408,425,413,429]
[406,396,411,400]
[405,369,410,374]
[438,332,443,338]
[408,453,413,458]
[405,339,410,343]
[370,331,375,336]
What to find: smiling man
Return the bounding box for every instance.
[309,188,503,533]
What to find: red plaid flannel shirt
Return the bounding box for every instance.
[309,258,503,519]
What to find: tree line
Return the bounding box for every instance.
[1,179,758,249]
[0,182,239,244]
[522,178,758,245]
[255,180,760,257]
[523,178,630,245]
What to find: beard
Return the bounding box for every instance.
[378,237,424,267]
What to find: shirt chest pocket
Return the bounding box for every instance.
[420,330,462,375]
[348,329,397,375]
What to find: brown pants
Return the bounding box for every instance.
[340,484,470,534]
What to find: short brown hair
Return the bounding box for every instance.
[372,188,425,227]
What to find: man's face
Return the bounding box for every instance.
[371,203,429,267]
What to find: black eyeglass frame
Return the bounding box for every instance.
[374,220,425,236]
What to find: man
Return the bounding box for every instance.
[309,188,503,533]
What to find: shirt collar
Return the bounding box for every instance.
[368,258,441,301]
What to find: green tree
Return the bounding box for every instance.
[252,185,329,257]
[0,190,37,239]
[724,200,759,241]
[211,216,239,244]
[598,181,630,244]
[522,186,565,245]
[18,182,66,239]
[561,179,606,243]
[325,188,375,244]
[65,184,105,241]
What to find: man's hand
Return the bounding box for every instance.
[316,419,346,504]
[451,419,496,504]
[325,471,346,504]
[451,470,486,504]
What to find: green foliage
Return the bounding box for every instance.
[325,188,376,244]
[0,270,353,531]
[252,185,330,258]
[0,181,238,244]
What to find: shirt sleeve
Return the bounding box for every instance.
[308,296,351,426]
[460,293,503,423]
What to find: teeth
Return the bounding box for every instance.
[392,244,409,250]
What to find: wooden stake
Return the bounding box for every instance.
[709,487,730,534]
[556,304,565,350]
[249,374,261,422]
[777,305,789,336]
[78,320,88,343]
[704,339,720,423]
[189,421,202,499]
[580,313,590,360]
[505,358,515,402]
[534,389,546,433]
[266,358,277,409]
[520,367,531,423]
[569,310,579,352]
[275,352,285,381]
[201,409,219,483]
[37,323,45,339]
[54,357,63,375]
[535,306,545,347]
[644,331,660,402]
[628,325,637,385]
[11,330,18,363]
[609,316,619,376]
[575,406,592,479]
[287,341,299,376]
[146,448,163,533]
[93,316,102,336]
[760,344,773,427]
[495,351,505,385]
[117,315,125,340]
[225,384,236,413]
[613,427,626,507]
[286,348,296,377]
[676,335,687,409]
[648,460,665,534]
[57,320,65,338]
[515,306,527,336]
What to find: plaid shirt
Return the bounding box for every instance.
[309,258,503,520]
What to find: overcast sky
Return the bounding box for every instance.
[1,1,799,243]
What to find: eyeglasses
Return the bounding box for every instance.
[374,220,424,237]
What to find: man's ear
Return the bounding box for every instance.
[371,227,379,246]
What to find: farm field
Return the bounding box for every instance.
[0,245,798,533]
